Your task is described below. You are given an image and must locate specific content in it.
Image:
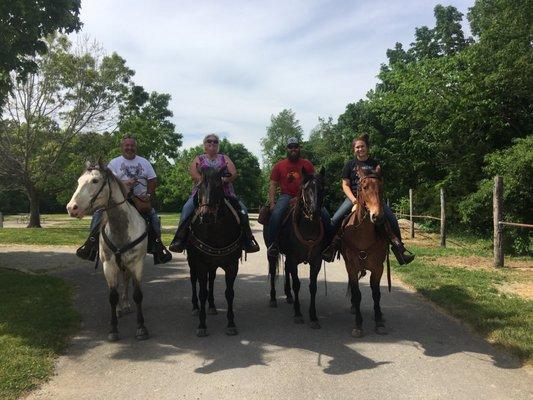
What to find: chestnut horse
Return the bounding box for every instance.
[341,166,389,337]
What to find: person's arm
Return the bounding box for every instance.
[223,155,238,183]
[147,178,158,196]
[269,180,278,210]
[189,156,201,183]
[342,179,356,204]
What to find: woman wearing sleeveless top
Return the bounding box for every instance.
[169,133,260,253]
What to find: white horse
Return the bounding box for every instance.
[67,160,149,341]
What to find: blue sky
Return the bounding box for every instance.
[77,0,473,158]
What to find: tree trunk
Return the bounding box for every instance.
[26,184,42,228]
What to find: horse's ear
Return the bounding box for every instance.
[302,167,310,180]
[85,160,92,170]
[97,157,106,171]
[319,166,325,178]
[375,165,382,177]
[356,166,364,177]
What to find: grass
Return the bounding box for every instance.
[0,268,79,400]
[394,242,533,365]
[0,213,181,246]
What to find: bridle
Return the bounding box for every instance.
[355,173,382,223]
[84,166,128,215]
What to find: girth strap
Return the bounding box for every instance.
[102,229,148,270]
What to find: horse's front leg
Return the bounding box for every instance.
[103,261,120,341]
[207,269,217,315]
[224,261,239,335]
[370,268,386,334]
[196,269,209,337]
[131,260,149,340]
[288,259,303,323]
[117,269,132,317]
[268,255,278,307]
[350,277,363,337]
[190,267,199,316]
[284,258,294,304]
[308,259,322,329]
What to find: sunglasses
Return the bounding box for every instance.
[287,144,299,149]
[205,139,219,144]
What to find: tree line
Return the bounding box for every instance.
[0,1,531,253]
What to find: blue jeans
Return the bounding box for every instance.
[331,197,402,240]
[266,194,333,246]
[90,208,161,236]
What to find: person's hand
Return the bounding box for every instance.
[137,194,151,203]
[123,179,135,189]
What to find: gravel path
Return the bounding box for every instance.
[1,224,531,400]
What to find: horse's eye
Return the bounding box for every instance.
[92,179,99,184]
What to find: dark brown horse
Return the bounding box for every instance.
[341,166,388,337]
[265,167,327,328]
[186,167,242,336]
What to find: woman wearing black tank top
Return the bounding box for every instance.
[322,133,414,265]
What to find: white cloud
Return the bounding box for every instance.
[76,0,473,158]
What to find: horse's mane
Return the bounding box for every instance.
[105,168,129,198]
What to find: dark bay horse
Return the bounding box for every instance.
[341,166,388,337]
[186,167,242,336]
[265,167,327,328]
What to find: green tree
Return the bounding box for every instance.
[116,86,182,162]
[0,0,82,106]
[0,35,133,227]
[260,109,303,168]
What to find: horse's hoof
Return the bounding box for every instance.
[207,307,218,315]
[286,297,294,304]
[351,328,364,338]
[191,308,199,316]
[294,316,304,324]
[269,299,277,308]
[375,325,387,335]
[135,327,149,340]
[108,332,119,342]
[350,305,356,314]
[196,328,209,337]
[225,326,238,336]
[310,320,321,329]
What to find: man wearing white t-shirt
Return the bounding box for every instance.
[76,136,171,264]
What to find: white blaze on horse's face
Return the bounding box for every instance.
[66,170,106,219]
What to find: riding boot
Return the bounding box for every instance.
[242,222,260,253]
[76,225,100,261]
[321,234,341,262]
[383,221,415,265]
[152,236,173,264]
[169,215,192,253]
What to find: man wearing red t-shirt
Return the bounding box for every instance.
[266,137,321,257]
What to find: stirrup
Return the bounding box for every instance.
[169,239,186,253]
[76,235,99,261]
[245,237,260,253]
[321,244,338,262]
[153,239,172,264]
[391,245,415,265]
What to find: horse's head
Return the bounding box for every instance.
[66,159,121,218]
[196,166,226,221]
[300,166,325,220]
[356,165,383,225]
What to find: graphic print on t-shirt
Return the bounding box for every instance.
[287,170,300,183]
[120,162,145,180]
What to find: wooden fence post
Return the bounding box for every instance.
[409,189,414,238]
[440,188,446,247]
[0,212,3,228]
[493,176,504,268]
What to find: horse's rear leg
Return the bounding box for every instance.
[268,256,277,307]
[224,262,238,335]
[289,262,303,323]
[196,270,209,337]
[370,270,386,335]
[207,269,217,315]
[284,259,294,304]
[190,268,199,315]
[308,261,321,329]
[350,279,363,337]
